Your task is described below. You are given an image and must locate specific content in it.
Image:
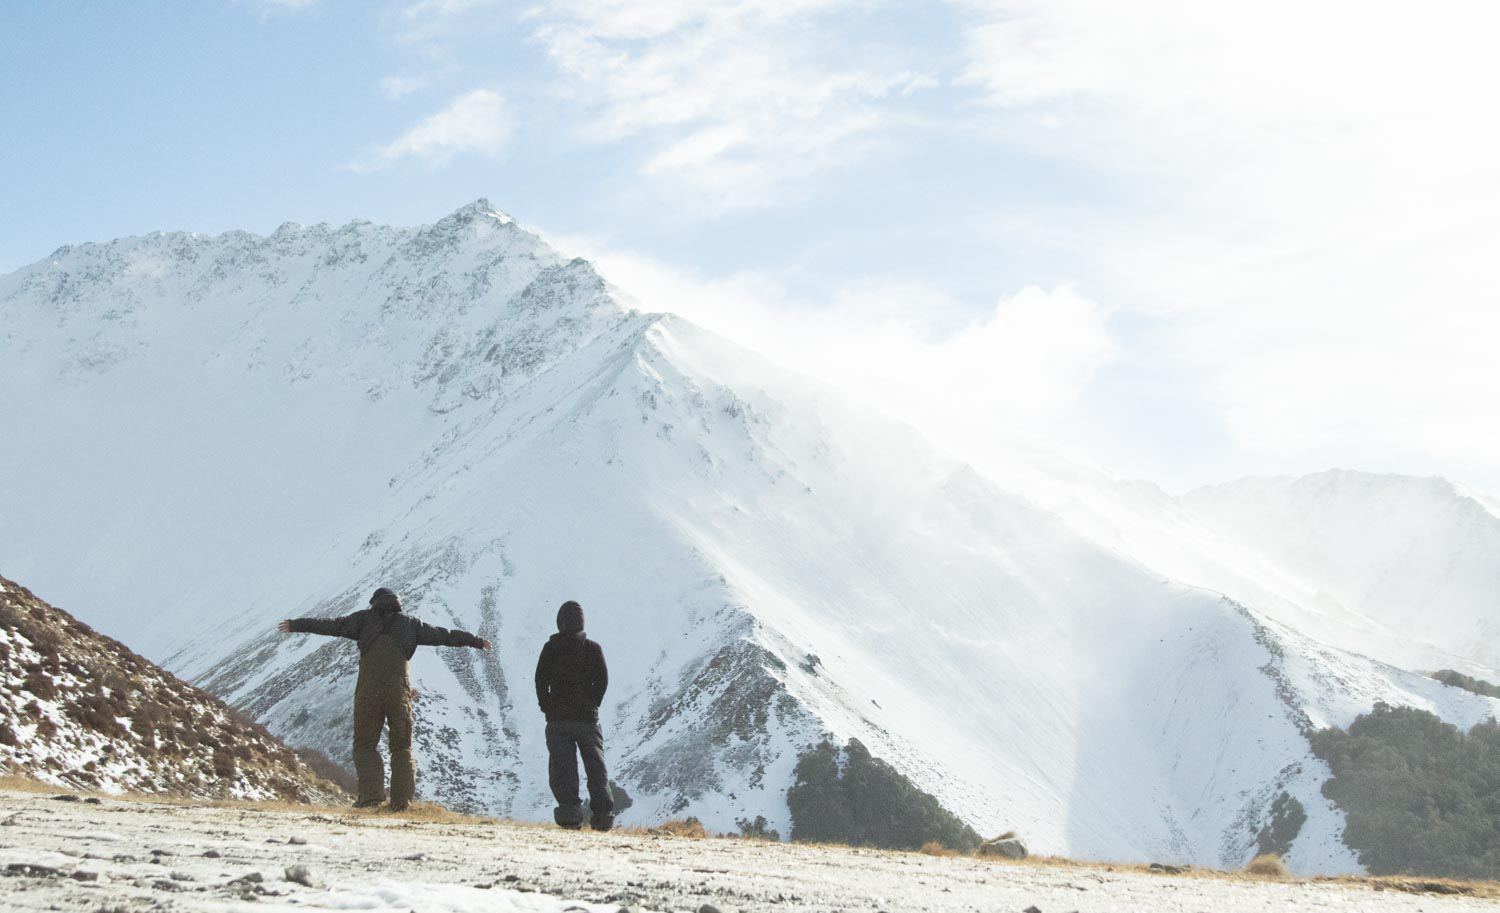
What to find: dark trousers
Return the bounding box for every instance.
[545,720,611,818]
[353,636,414,805]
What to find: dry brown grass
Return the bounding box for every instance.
[0,773,62,794]
[1244,854,1289,879]
[1315,874,1500,900]
[920,841,957,856]
[0,776,486,825]
[651,817,708,838]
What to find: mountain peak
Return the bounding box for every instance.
[442,198,512,225]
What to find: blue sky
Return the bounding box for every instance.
[4,0,1498,493]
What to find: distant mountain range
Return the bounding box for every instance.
[1,200,1495,872]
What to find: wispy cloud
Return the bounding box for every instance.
[378,74,431,101]
[349,88,512,172]
[527,0,936,212]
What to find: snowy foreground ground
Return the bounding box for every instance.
[0,790,1494,913]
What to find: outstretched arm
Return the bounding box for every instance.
[415,619,490,651]
[280,612,362,639]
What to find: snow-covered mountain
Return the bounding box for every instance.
[1181,471,1500,671]
[952,448,1498,678]
[2,201,1495,873]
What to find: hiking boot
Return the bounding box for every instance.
[352,798,382,809]
[590,812,615,832]
[554,802,586,829]
[385,800,410,813]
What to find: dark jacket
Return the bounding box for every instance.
[535,632,608,722]
[287,608,483,660]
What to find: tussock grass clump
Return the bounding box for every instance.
[653,817,708,838]
[920,841,956,856]
[1245,854,1289,878]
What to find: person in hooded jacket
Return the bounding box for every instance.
[278,587,490,811]
[534,600,612,830]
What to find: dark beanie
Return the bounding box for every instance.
[370,587,401,612]
[557,600,584,634]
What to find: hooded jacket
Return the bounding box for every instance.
[534,632,608,722]
[287,606,482,660]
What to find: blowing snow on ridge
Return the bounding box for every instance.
[2,201,1497,874]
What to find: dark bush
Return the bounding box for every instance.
[294,747,358,794]
[588,779,633,816]
[20,669,56,702]
[1309,702,1500,878]
[64,695,127,739]
[787,738,981,852]
[212,745,237,779]
[1431,670,1500,699]
[1255,792,1307,857]
[736,815,781,840]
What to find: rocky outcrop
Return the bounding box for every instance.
[979,835,1029,859]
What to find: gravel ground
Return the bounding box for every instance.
[0,789,1495,913]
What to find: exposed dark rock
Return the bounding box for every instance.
[284,864,319,888]
[980,837,1029,859]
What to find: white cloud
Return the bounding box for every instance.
[379,74,431,100]
[951,0,1500,485]
[349,89,512,172]
[527,0,936,211]
[551,235,1116,457]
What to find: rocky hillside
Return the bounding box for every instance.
[0,575,344,802]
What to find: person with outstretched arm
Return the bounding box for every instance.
[534,600,613,830]
[278,586,490,811]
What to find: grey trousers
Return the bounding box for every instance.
[545,720,611,817]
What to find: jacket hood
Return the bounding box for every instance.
[556,600,584,634]
[370,588,402,614]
